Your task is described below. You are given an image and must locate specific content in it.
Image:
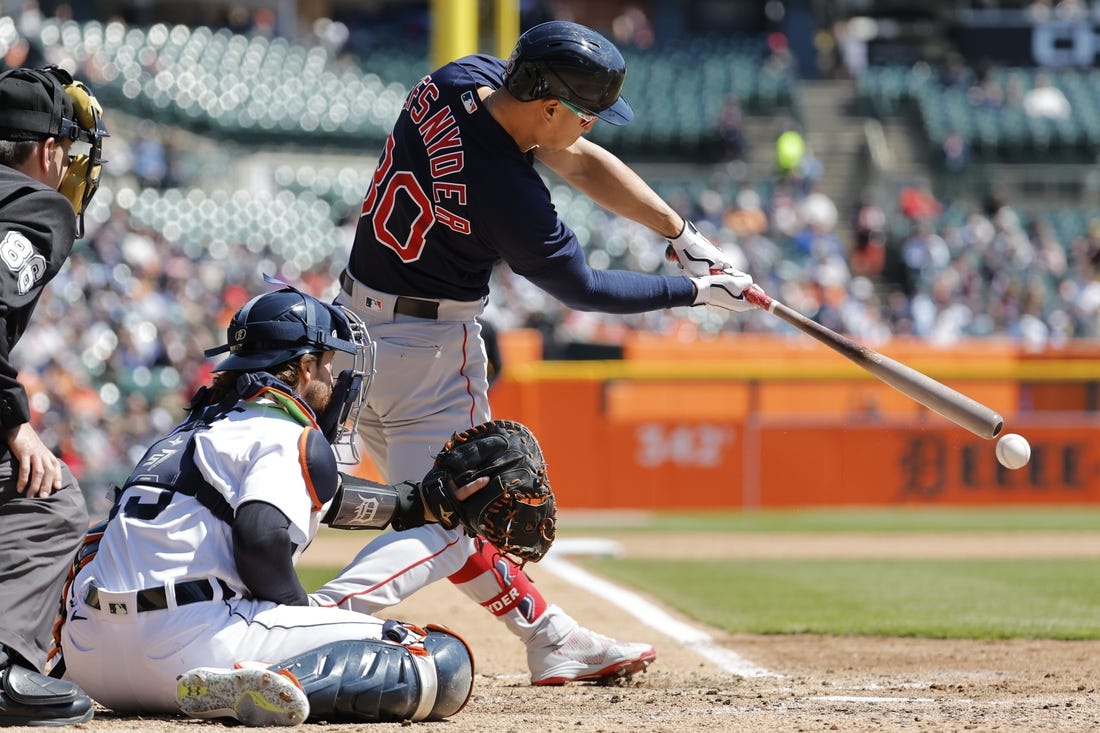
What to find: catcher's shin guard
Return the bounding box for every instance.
[274,624,473,723]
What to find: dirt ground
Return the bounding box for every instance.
[24,527,1100,732]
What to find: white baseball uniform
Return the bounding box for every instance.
[60,393,389,714]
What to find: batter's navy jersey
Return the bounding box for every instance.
[348,55,694,313]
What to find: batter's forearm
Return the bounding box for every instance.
[541,140,682,237]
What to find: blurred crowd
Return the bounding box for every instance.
[19,99,1100,515]
[4,2,1100,513]
[18,201,337,516]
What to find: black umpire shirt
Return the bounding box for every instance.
[0,164,76,434]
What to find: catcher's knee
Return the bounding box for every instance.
[420,624,475,720]
[274,623,473,723]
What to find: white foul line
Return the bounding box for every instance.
[811,695,954,703]
[541,544,780,679]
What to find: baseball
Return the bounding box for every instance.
[995,433,1031,470]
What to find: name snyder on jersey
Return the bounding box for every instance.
[361,73,473,263]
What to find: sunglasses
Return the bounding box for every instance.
[559,98,597,124]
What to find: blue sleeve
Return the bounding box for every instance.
[479,168,697,313]
[524,242,698,313]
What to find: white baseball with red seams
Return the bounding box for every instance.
[996,433,1031,470]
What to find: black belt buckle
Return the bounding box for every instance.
[339,270,354,296]
[394,296,439,319]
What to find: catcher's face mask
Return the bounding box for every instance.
[318,302,375,465]
[205,279,376,464]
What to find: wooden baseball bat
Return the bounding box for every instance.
[741,285,1004,439]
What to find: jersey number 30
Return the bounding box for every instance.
[360,135,471,262]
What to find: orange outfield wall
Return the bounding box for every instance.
[353,331,1100,509]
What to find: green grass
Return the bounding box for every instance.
[559,505,1100,533]
[301,507,1100,640]
[299,566,339,594]
[578,556,1100,639]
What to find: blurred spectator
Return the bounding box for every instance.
[794,192,841,258]
[724,185,768,239]
[1023,73,1071,119]
[1054,0,1088,21]
[764,32,795,75]
[833,18,869,79]
[6,9,1100,516]
[131,120,168,189]
[717,96,749,163]
[1003,74,1026,109]
[812,25,839,79]
[851,193,887,278]
[939,52,971,92]
[968,75,1005,110]
[901,220,952,296]
[899,178,942,222]
[768,180,803,240]
[611,4,654,49]
[1027,0,1054,21]
[14,0,42,38]
[311,17,350,56]
[941,129,970,172]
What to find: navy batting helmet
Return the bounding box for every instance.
[503,21,633,126]
[205,286,358,372]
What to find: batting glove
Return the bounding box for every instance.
[691,271,755,312]
[666,220,734,276]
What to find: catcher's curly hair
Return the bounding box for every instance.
[209,352,320,401]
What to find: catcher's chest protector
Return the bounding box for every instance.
[118,402,235,523]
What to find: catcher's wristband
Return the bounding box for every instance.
[323,473,426,531]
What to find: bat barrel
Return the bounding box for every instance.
[743,286,1004,440]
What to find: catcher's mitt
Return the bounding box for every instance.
[421,419,556,565]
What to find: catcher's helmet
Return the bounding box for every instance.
[503,20,633,126]
[205,286,359,372]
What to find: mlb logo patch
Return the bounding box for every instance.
[461,90,478,114]
[364,297,384,313]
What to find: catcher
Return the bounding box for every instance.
[56,284,555,726]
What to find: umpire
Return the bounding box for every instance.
[0,65,108,725]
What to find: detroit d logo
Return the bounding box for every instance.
[354,496,380,523]
[233,327,247,343]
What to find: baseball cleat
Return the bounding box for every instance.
[176,666,309,726]
[528,626,656,685]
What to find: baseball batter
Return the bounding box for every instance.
[59,286,491,725]
[328,20,755,684]
[0,64,107,726]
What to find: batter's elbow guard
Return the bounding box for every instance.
[272,625,473,722]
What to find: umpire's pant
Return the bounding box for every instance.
[0,457,87,671]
